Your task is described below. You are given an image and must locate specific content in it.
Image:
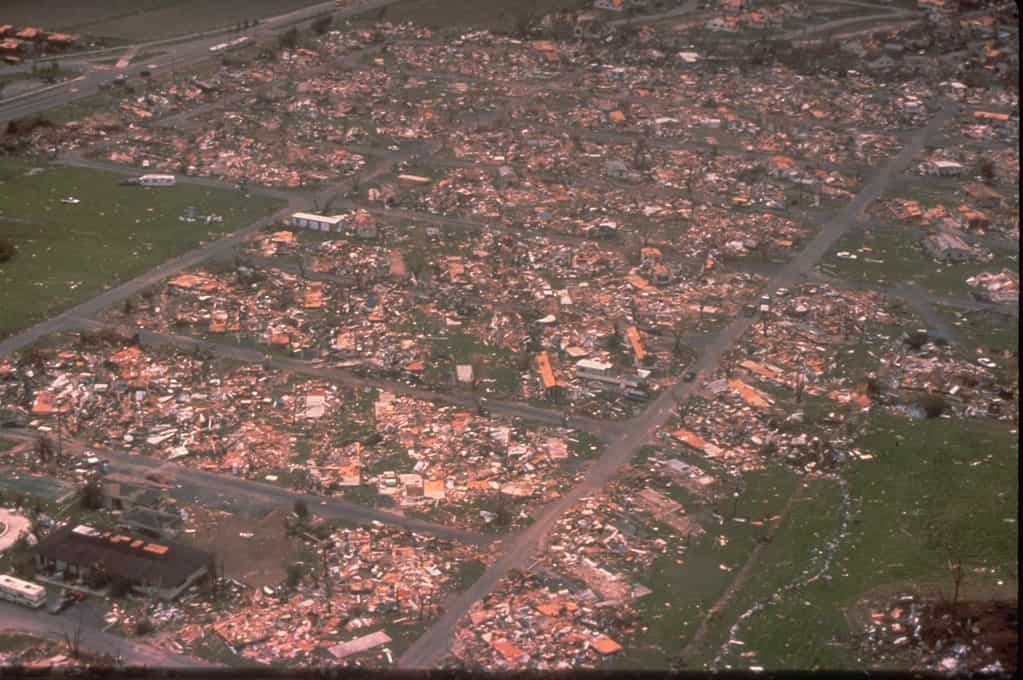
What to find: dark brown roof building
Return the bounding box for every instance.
[34,524,212,600]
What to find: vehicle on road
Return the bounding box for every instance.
[0,574,47,609]
[114,74,128,84]
[47,589,78,615]
[140,70,151,78]
[624,388,649,401]
[683,371,697,382]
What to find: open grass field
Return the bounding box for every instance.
[607,463,803,670]
[695,414,1018,670]
[935,304,1020,358]
[604,405,1018,671]
[1,0,324,42]
[0,159,283,340]
[820,226,1018,300]
[365,0,587,32]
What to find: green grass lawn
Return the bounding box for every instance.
[365,0,587,32]
[0,159,283,339]
[820,226,1017,299]
[936,304,1019,358]
[696,414,1018,670]
[0,0,326,41]
[608,464,803,670]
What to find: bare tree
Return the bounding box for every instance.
[64,619,82,659]
[927,523,968,607]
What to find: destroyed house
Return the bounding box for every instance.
[34,525,212,601]
[924,159,962,177]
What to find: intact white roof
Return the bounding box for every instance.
[576,358,613,372]
[291,212,345,225]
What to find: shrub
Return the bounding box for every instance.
[0,238,16,263]
[80,479,104,510]
[918,393,947,419]
[108,576,133,598]
[311,15,332,34]
[286,563,303,589]
[904,330,929,349]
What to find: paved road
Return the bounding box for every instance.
[397,99,959,668]
[0,601,213,667]
[608,0,700,27]
[0,0,401,125]
[782,10,918,42]
[3,431,490,546]
[72,319,623,440]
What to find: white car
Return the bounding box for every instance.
[977,357,997,368]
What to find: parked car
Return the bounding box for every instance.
[47,590,78,615]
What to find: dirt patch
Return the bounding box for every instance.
[849,578,1018,674]
[183,506,300,589]
[919,599,1017,673]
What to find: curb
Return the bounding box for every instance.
[0,75,86,106]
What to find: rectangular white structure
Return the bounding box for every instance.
[0,574,46,608]
[138,174,176,186]
[289,212,346,232]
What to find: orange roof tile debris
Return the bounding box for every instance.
[304,282,324,309]
[672,428,707,450]
[31,391,67,415]
[974,111,1009,122]
[728,379,773,408]
[109,346,144,365]
[626,325,647,362]
[626,273,650,290]
[168,273,217,291]
[536,352,556,390]
[491,638,527,662]
[590,636,623,655]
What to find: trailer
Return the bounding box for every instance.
[137,174,176,187]
[0,574,46,609]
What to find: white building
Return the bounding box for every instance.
[0,574,46,608]
[137,174,176,187]
[925,160,963,177]
[289,212,346,232]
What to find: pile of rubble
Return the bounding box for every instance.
[860,593,1017,675]
[966,270,1018,304]
[449,569,640,670]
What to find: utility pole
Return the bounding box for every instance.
[55,410,64,460]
